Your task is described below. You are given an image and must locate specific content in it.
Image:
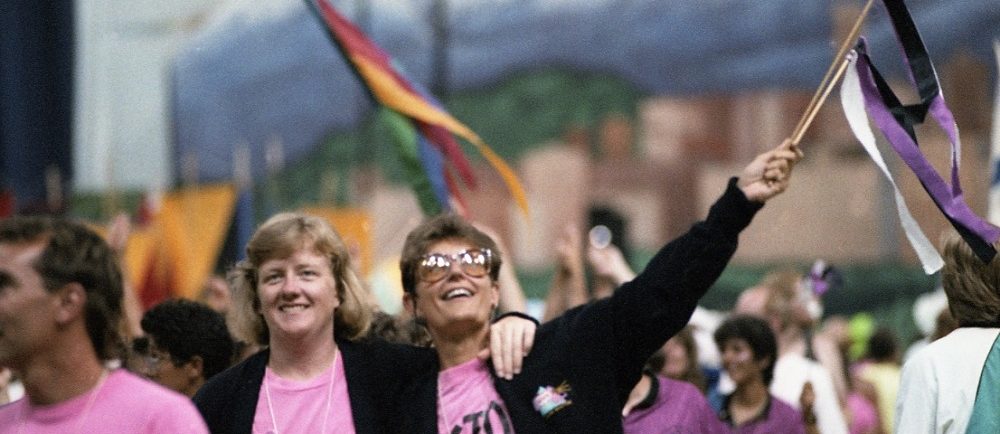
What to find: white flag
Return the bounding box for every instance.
[841,51,943,273]
[990,40,1000,224]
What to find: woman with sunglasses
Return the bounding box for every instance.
[394,140,803,433]
[193,213,536,434]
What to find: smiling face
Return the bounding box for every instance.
[257,248,340,344]
[407,239,499,339]
[719,337,767,387]
[661,336,691,379]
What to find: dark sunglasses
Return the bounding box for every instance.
[417,248,492,283]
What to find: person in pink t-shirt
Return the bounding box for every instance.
[193,213,536,434]
[0,216,208,433]
[399,219,525,433]
[395,141,803,434]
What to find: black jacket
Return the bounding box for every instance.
[193,337,436,434]
[396,178,762,433]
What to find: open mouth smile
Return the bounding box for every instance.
[442,288,473,300]
[279,303,309,312]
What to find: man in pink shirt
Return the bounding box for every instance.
[0,216,208,433]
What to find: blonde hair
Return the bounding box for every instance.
[228,213,372,345]
[761,269,812,332]
[940,230,1000,327]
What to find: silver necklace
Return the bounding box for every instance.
[262,351,338,434]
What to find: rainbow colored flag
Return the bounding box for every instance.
[306,0,528,216]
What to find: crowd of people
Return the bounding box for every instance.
[0,138,996,434]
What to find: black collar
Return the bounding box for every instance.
[632,371,660,411]
[718,391,772,427]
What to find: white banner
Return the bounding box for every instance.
[841,51,943,274]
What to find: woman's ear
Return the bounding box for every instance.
[403,292,427,326]
[490,281,500,311]
[757,355,774,373]
[403,292,417,315]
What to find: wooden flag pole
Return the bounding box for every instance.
[790,0,876,145]
[791,57,853,145]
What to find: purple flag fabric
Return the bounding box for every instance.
[850,0,1000,263]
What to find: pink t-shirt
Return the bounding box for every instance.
[846,392,879,434]
[437,358,515,434]
[252,353,355,434]
[0,369,208,433]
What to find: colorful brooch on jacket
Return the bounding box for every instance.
[533,381,572,418]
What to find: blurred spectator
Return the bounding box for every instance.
[622,365,723,433]
[106,212,144,339]
[547,222,721,433]
[587,207,634,299]
[545,224,720,433]
[623,326,719,434]
[197,274,232,315]
[689,307,727,377]
[542,223,590,322]
[901,288,947,363]
[126,335,152,373]
[474,223,528,314]
[647,326,708,393]
[820,315,880,434]
[846,364,882,434]
[542,221,636,320]
[585,235,637,296]
[140,298,236,397]
[895,231,1000,433]
[818,316,850,360]
[735,271,848,434]
[714,315,807,433]
[856,328,900,434]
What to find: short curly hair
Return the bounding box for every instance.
[714,314,778,386]
[141,299,235,380]
[399,214,502,294]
